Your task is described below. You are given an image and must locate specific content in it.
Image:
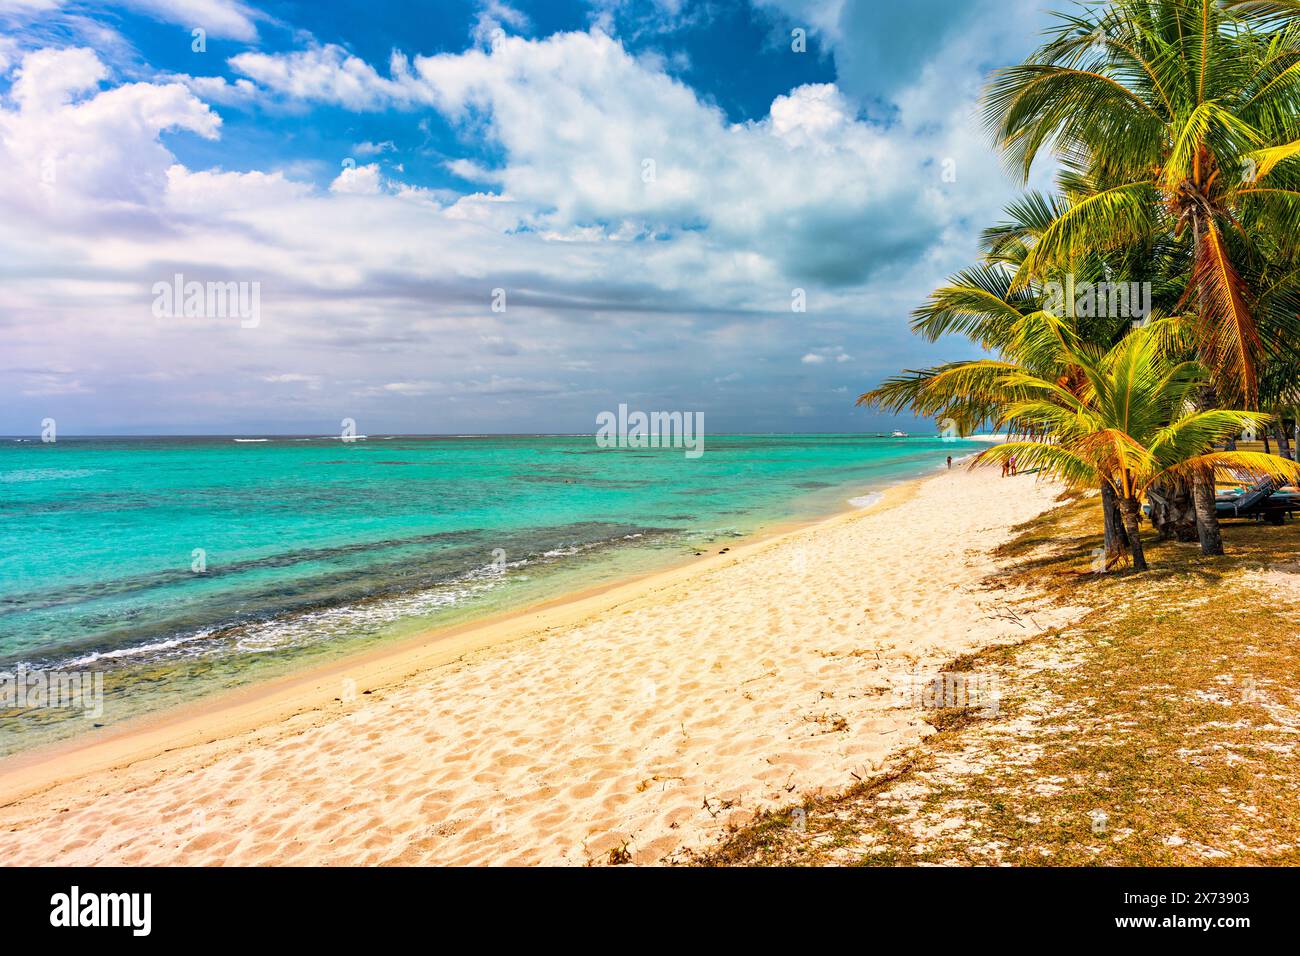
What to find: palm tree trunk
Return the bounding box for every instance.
[1119,496,1148,572]
[1193,466,1224,556]
[1189,387,1226,555]
[1146,478,1197,541]
[1101,481,1130,566]
[1275,422,1293,460]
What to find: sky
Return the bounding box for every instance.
[0,0,1057,435]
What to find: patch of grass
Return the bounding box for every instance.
[692,499,1300,866]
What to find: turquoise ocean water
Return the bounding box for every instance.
[0,434,977,754]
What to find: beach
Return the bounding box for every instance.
[0,433,987,758]
[0,464,1073,865]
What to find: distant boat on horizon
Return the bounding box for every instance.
[890,430,908,438]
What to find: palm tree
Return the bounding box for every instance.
[972,324,1298,570]
[860,192,1190,562]
[983,0,1300,554]
[860,191,1169,426]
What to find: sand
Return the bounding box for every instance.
[0,464,1074,866]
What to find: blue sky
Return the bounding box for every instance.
[0,0,1054,435]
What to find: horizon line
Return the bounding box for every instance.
[2,429,952,440]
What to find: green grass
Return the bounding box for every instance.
[692,497,1300,866]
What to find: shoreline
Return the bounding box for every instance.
[0,459,1062,866]
[0,470,929,804]
[2,438,986,760]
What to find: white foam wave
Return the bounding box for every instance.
[848,492,883,508]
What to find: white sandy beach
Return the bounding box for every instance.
[0,465,1073,865]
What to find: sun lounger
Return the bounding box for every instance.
[1215,478,1295,524]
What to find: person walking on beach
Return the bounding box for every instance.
[1001,459,1009,478]
[1009,455,1018,476]
[946,455,952,470]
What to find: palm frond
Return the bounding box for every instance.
[1013,182,1157,289]
[1249,137,1300,176]
[1185,215,1262,405]
[1155,449,1300,487]
[969,440,1101,488]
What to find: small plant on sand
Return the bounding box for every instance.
[606,841,633,866]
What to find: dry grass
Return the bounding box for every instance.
[692,496,1300,866]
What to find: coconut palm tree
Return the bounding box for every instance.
[860,190,1176,425]
[983,0,1300,554]
[972,324,1298,570]
[860,191,1191,562]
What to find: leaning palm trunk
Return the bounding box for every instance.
[1118,496,1148,572]
[1192,466,1224,556]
